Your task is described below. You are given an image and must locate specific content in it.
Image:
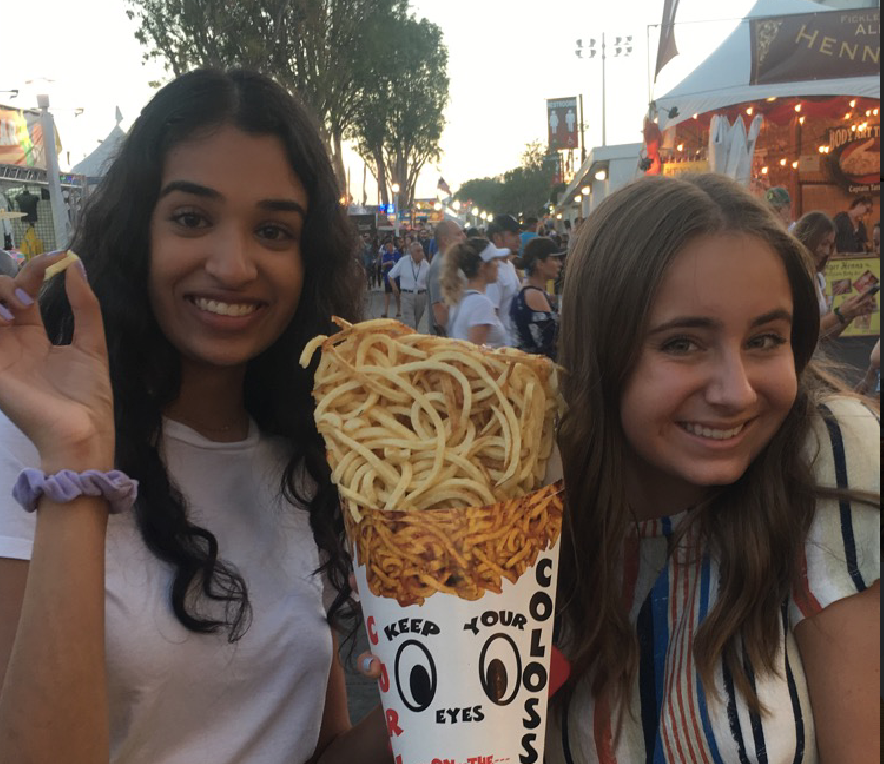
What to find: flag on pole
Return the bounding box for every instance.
[654,0,681,80]
[437,176,451,195]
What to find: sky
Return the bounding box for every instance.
[0,0,756,201]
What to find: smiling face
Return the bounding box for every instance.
[148,125,307,374]
[620,233,798,516]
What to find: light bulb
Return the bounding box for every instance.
[799,116,806,125]
[794,104,802,112]
[574,195,582,204]
[849,99,857,107]
[761,166,769,175]
[595,169,607,180]
[792,161,799,169]
[779,158,788,166]
[746,107,754,115]
[581,186,591,195]
[676,143,684,152]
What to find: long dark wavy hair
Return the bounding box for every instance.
[40,69,363,641]
[555,173,877,716]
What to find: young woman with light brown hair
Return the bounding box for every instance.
[548,174,879,763]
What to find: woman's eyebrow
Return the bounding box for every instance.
[158,180,222,200]
[648,309,792,335]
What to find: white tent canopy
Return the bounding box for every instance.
[653,0,880,131]
[72,107,126,179]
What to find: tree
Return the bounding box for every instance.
[126,0,400,187]
[456,142,556,217]
[349,12,449,210]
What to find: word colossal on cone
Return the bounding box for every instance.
[302,319,566,764]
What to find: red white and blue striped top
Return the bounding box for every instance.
[546,397,880,764]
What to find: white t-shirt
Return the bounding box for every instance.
[389,256,430,292]
[0,415,334,764]
[449,290,507,347]
[485,260,521,346]
[816,271,830,316]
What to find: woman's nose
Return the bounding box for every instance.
[205,231,257,285]
[706,351,757,409]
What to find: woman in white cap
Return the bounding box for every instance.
[441,236,510,347]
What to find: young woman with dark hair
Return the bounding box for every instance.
[792,210,876,340]
[0,69,391,763]
[549,174,879,763]
[511,236,563,359]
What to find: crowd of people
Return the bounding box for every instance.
[0,68,878,764]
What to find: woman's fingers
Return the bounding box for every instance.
[0,252,70,322]
[64,260,108,360]
[357,651,382,680]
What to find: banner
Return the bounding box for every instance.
[0,107,47,169]
[547,98,579,151]
[655,0,681,79]
[824,254,880,337]
[750,9,880,85]
[826,123,881,194]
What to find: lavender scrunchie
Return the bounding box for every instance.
[12,468,138,514]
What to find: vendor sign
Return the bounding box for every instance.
[824,255,880,337]
[827,123,880,194]
[750,9,880,85]
[0,107,46,168]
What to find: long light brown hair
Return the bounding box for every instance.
[441,237,487,305]
[555,173,876,715]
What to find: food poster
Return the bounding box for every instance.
[824,255,880,337]
[350,483,563,764]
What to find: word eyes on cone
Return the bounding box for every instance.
[395,640,438,712]
[480,634,522,706]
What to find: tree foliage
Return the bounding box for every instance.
[455,142,556,217]
[126,0,402,186]
[349,12,449,210]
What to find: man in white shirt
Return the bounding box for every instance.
[485,214,522,346]
[390,242,431,331]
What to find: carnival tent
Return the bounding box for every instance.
[653,0,880,131]
[72,107,126,179]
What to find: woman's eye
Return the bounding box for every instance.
[660,337,698,354]
[749,333,787,350]
[171,211,208,229]
[257,224,294,242]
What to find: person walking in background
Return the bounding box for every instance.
[765,186,793,229]
[389,241,430,331]
[549,173,879,763]
[510,237,563,359]
[485,214,522,346]
[427,220,465,335]
[380,239,400,318]
[833,195,873,253]
[792,211,876,340]
[442,237,510,347]
[0,69,393,764]
[519,216,539,256]
[360,232,375,291]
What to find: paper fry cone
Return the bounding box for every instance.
[348,481,563,764]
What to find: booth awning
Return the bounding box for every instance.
[653,0,880,131]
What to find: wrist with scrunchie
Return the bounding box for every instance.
[12,468,138,514]
[833,306,851,326]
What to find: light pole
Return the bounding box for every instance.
[36,93,69,250]
[391,183,400,236]
[575,34,633,147]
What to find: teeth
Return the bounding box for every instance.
[192,297,258,317]
[682,422,745,441]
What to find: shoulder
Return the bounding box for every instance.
[789,397,880,626]
[524,287,551,312]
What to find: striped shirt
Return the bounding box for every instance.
[546,396,880,764]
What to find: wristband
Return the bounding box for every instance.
[12,468,138,514]
[833,306,850,326]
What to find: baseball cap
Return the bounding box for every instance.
[765,187,791,209]
[479,242,512,262]
[487,214,519,237]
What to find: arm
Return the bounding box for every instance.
[0,254,116,764]
[468,324,492,345]
[855,340,880,395]
[310,634,392,764]
[794,580,879,763]
[524,288,552,313]
[820,293,877,340]
[432,301,449,330]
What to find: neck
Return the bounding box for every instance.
[527,272,546,289]
[165,361,249,442]
[466,277,486,293]
[849,209,863,221]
